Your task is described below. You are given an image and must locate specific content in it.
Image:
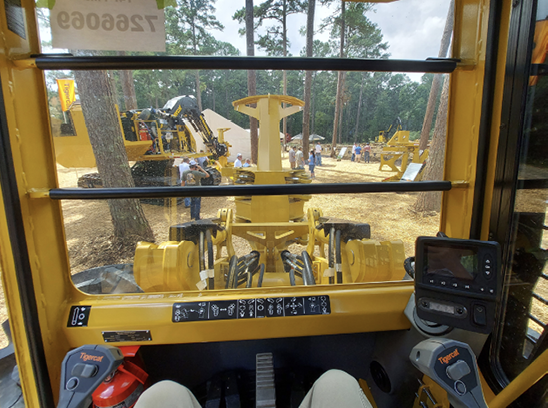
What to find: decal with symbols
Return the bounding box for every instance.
[172,296,331,322]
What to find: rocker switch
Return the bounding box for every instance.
[71,363,99,378]
[446,360,471,381]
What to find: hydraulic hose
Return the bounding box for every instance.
[328,227,335,284]
[199,231,209,289]
[206,229,214,290]
[246,270,253,288]
[226,255,238,289]
[257,264,265,288]
[281,251,306,285]
[404,257,415,279]
[289,268,296,286]
[301,251,316,285]
[335,229,342,284]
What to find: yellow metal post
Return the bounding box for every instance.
[233,95,303,172]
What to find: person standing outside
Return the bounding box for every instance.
[351,143,357,162]
[182,160,210,221]
[234,153,243,168]
[355,144,362,163]
[197,150,208,167]
[178,157,190,181]
[177,158,191,208]
[295,147,304,169]
[308,150,316,178]
[363,143,371,163]
[288,146,296,169]
[315,141,322,166]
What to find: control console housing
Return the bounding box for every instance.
[415,237,501,333]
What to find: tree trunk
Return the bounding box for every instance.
[311,72,317,134]
[331,71,344,156]
[74,70,154,242]
[354,73,365,142]
[418,0,454,152]
[331,1,346,157]
[302,0,316,155]
[246,0,259,164]
[194,71,202,111]
[282,0,288,149]
[117,51,138,111]
[413,74,450,213]
[338,88,344,143]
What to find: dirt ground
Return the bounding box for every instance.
[0,155,546,349]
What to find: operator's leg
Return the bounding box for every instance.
[299,369,372,408]
[135,380,201,408]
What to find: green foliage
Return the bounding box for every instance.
[42,2,439,145]
[234,0,307,56]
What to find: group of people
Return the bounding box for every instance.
[233,153,252,168]
[176,143,323,221]
[288,141,323,179]
[352,143,371,163]
[176,152,253,221]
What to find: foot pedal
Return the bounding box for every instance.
[256,353,276,408]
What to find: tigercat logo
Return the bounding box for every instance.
[173,106,182,117]
[80,352,104,363]
[438,348,459,365]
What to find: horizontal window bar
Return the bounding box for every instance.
[32,55,457,73]
[517,178,548,189]
[528,314,547,328]
[48,181,452,200]
[532,292,548,306]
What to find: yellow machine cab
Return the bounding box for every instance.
[0,0,547,407]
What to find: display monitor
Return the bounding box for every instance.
[424,244,478,281]
[414,237,501,334]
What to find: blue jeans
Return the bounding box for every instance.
[185,197,191,207]
[315,153,322,166]
[364,151,370,163]
[190,197,201,220]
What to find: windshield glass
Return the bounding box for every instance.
[41,0,453,295]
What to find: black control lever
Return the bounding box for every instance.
[57,345,124,408]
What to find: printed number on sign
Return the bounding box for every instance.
[56,12,159,32]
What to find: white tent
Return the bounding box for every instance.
[189,109,251,162]
[291,133,325,141]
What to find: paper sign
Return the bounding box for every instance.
[337,146,347,160]
[51,0,165,52]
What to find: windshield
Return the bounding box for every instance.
[39,0,453,295]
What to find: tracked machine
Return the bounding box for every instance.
[56,95,228,187]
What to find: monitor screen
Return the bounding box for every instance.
[424,244,478,280]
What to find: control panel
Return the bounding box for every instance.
[57,345,124,408]
[410,339,488,408]
[172,296,331,322]
[414,237,501,333]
